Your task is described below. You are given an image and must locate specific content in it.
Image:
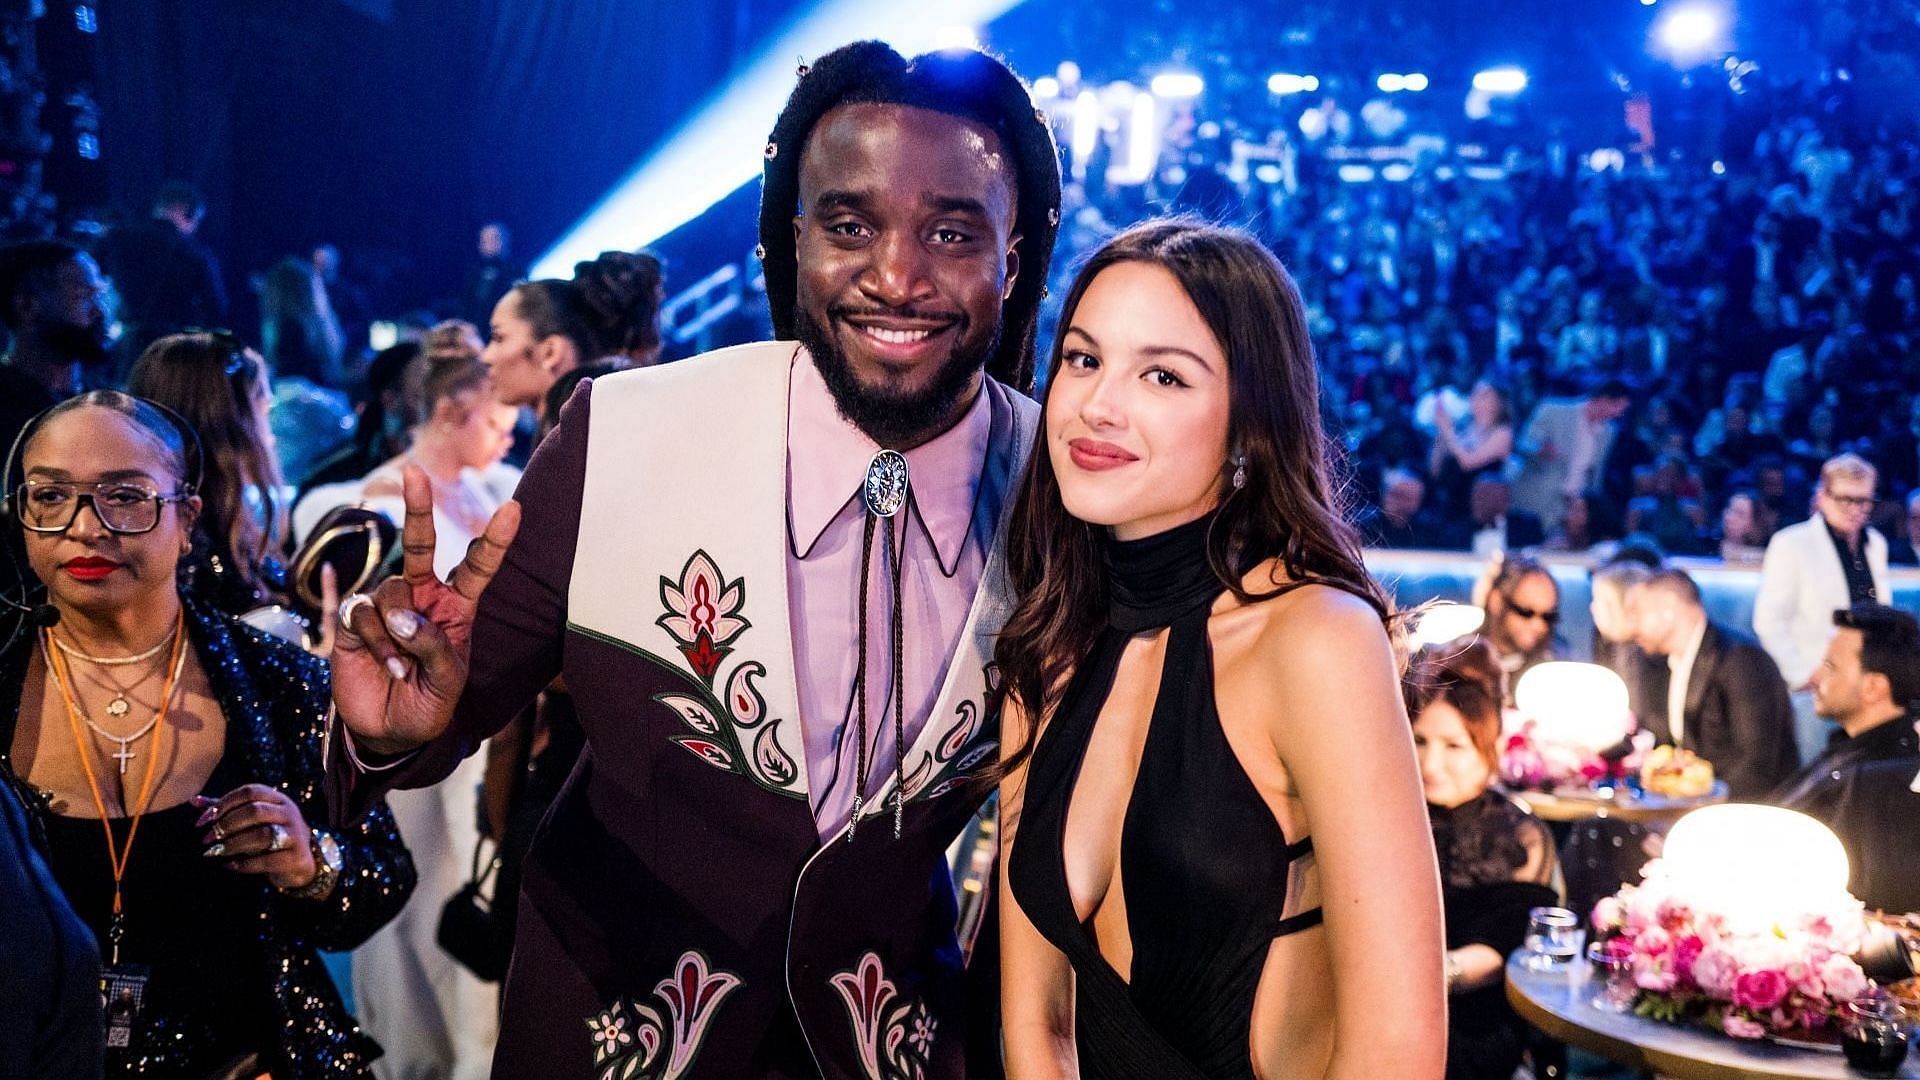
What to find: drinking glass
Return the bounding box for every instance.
[1841,997,1913,1078]
[1586,939,1636,1013]
[1522,906,1586,972]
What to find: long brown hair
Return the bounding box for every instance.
[127,332,285,598]
[995,219,1388,775]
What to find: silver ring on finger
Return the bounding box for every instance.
[338,592,376,627]
[268,824,289,852]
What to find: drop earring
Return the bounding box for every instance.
[1231,454,1247,491]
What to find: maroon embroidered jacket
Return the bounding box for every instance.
[330,343,1036,1079]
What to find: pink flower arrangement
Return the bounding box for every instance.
[1590,859,1872,1039]
[1499,720,1636,791]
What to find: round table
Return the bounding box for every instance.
[1513,781,1729,824]
[1506,955,1920,1079]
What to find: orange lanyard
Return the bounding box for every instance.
[42,611,187,961]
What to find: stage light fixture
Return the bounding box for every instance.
[531,0,1029,278]
[1032,76,1060,99]
[1070,89,1101,175]
[1124,94,1160,182]
[1653,2,1730,65]
[1403,72,1430,92]
[1376,73,1406,93]
[1267,72,1318,95]
[1149,72,1204,99]
[1471,67,1528,93]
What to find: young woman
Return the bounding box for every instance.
[344,353,517,1080]
[998,220,1445,1079]
[1406,641,1560,1080]
[1429,379,1514,515]
[127,330,289,615]
[1,392,411,1077]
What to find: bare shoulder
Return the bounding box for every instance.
[1216,560,1391,668]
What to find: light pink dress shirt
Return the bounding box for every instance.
[785,352,992,839]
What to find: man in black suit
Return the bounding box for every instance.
[1822,756,1920,914]
[1628,568,1800,798]
[1775,603,1920,816]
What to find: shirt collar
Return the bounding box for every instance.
[1667,616,1709,674]
[786,348,992,572]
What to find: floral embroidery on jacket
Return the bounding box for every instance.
[588,950,742,1080]
[830,951,938,1080]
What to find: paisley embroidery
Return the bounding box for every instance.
[829,952,937,1080]
[588,950,742,1080]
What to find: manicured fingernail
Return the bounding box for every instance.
[386,609,420,640]
[204,843,225,857]
[201,830,215,844]
[195,808,218,827]
[386,657,409,681]
[189,794,217,806]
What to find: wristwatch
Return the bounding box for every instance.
[281,828,344,901]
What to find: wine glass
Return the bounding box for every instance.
[1523,906,1586,972]
[1586,939,1636,1013]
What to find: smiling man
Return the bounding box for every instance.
[325,42,1060,1078]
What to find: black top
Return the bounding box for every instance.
[1431,791,1560,1080]
[1774,711,1918,822]
[1008,514,1322,1080]
[1,594,416,1079]
[0,771,100,1080]
[1825,520,1881,604]
[44,797,274,1076]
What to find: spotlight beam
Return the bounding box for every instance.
[532,0,1028,279]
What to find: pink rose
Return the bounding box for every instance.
[1691,945,1740,997]
[1787,960,1825,1000]
[1592,897,1625,933]
[1818,955,1867,1003]
[1634,926,1674,959]
[1732,969,1791,1013]
[1723,1013,1767,1040]
[1656,899,1694,933]
[1634,954,1679,992]
[1672,934,1704,987]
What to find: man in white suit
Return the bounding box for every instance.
[1754,453,1892,761]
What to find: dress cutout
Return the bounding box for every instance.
[1008,514,1321,1079]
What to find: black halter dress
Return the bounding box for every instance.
[1007,515,1323,1079]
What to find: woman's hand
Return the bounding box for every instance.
[193,785,317,891]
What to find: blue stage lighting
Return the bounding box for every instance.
[1653,2,1731,65]
[531,0,1028,279]
[1149,73,1205,99]
[1471,67,1529,93]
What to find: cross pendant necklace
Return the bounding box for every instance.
[87,719,160,777]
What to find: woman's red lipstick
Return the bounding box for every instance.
[61,556,121,582]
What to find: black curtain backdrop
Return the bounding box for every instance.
[93,0,806,324]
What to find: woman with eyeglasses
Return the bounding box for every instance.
[128,331,290,617]
[1,391,414,1078]
[1472,552,1561,704]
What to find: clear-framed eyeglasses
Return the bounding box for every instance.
[15,481,195,535]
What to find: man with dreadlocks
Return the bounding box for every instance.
[324,41,1061,1079]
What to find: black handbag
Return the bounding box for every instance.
[436,838,512,982]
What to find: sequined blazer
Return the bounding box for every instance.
[0,594,417,1079]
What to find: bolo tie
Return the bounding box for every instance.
[850,448,910,841]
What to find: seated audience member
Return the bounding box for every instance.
[1452,475,1545,557]
[295,341,424,502]
[1822,757,1920,914]
[3,391,412,1076]
[1362,467,1446,548]
[1889,490,1920,566]
[128,331,290,616]
[1773,604,1920,816]
[1407,641,1560,1080]
[1543,488,1619,554]
[1627,569,1800,798]
[1588,559,1661,723]
[1473,553,1560,700]
[1717,489,1775,564]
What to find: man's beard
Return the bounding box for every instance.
[795,303,999,449]
[39,319,114,367]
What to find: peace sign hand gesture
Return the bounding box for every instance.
[333,465,521,757]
